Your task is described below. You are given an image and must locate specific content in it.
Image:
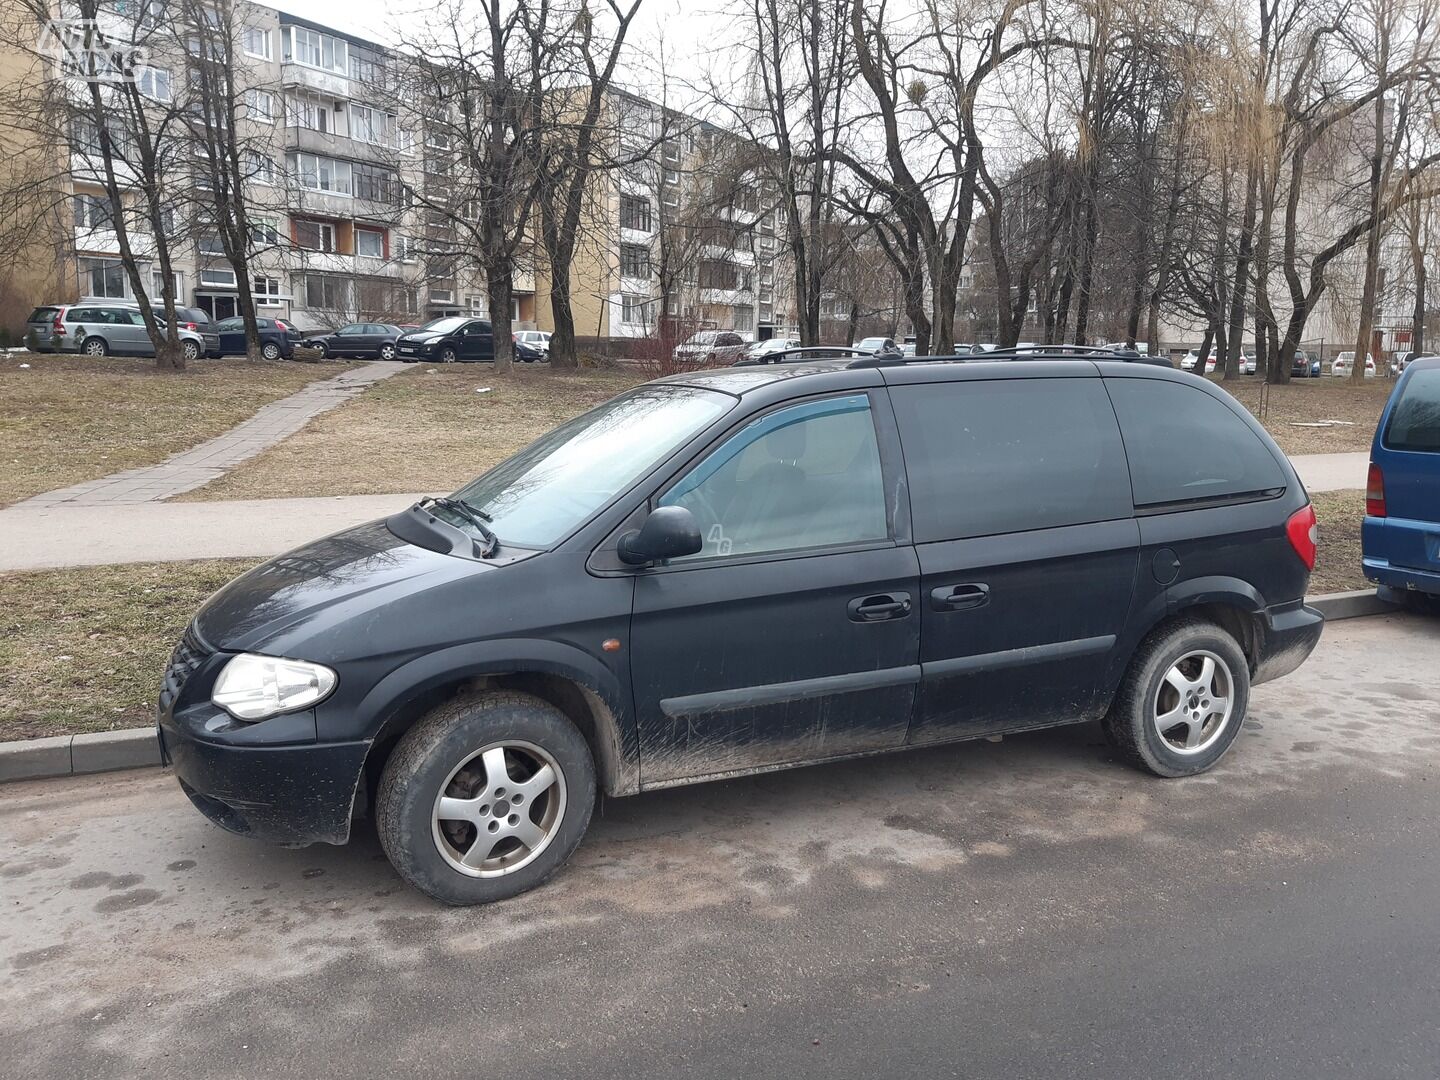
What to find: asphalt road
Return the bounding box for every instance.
[3,612,1438,1079]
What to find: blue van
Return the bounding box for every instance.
[1363,356,1440,608]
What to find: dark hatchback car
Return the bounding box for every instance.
[396,317,495,362]
[1291,350,1322,378]
[213,316,303,360]
[309,322,404,361]
[159,352,1324,904]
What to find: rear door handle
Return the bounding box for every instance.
[848,592,912,622]
[931,583,990,611]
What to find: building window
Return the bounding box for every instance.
[621,294,650,325]
[733,305,754,332]
[298,273,348,309]
[244,89,276,122]
[285,93,329,133]
[198,232,226,255]
[287,152,351,194]
[79,257,126,298]
[698,260,737,290]
[468,294,486,315]
[662,168,680,187]
[355,228,384,259]
[620,194,651,232]
[294,219,337,252]
[396,235,418,262]
[350,103,396,145]
[242,26,272,60]
[349,50,387,85]
[73,193,113,229]
[199,268,237,288]
[252,276,283,304]
[136,66,172,102]
[249,217,280,246]
[151,269,181,298]
[247,152,277,185]
[619,243,650,279]
[429,288,453,304]
[285,25,347,74]
[352,162,399,204]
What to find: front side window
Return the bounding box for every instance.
[449,386,733,548]
[1106,378,1286,507]
[1384,368,1440,452]
[890,379,1133,542]
[660,394,888,561]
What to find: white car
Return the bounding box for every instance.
[856,336,900,356]
[1181,349,1218,374]
[741,337,799,362]
[1331,351,1376,377]
[514,330,551,356]
[1238,352,1256,375]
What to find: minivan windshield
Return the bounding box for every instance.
[448,385,733,547]
[419,317,467,334]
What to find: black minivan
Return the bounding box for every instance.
[159,353,1324,904]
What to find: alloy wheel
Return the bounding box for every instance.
[1153,650,1234,754]
[379,344,395,360]
[431,741,567,878]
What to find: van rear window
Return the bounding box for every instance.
[1106,379,1286,507]
[890,378,1133,542]
[1385,368,1440,452]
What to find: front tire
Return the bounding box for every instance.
[377,692,596,905]
[439,347,458,363]
[1102,618,1250,777]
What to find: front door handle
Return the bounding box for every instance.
[931,583,990,611]
[848,592,912,622]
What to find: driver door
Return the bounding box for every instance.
[628,391,920,786]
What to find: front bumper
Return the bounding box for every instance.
[159,707,369,846]
[1252,602,1325,685]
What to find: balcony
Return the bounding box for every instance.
[293,248,354,274]
[285,183,354,219]
[284,125,395,165]
[513,266,536,293]
[74,226,155,258]
[280,61,350,99]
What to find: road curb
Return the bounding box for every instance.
[0,589,1404,785]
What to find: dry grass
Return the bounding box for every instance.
[0,352,359,506]
[0,558,260,741]
[1310,489,1368,595]
[181,363,644,500]
[1212,375,1393,456]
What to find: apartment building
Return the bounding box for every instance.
[4,2,791,345]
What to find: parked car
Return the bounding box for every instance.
[309,323,404,361]
[212,316,302,360]
[159,352,1323,905]
[513,335,546,363]
[25,300,211,360]
[1363,357,1440,610]
[1237,352,1256,375]
[1331,351,1376,378]
[1180,349,1218,373]
[1389,350,1435,376]
[673,330,747,366]
[856,336,901,357]
[515,330,552,357]
[1291,350,1322,379]
[396,317,495,363]
[740,337,801,363]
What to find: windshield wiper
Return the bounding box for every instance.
[419,496,499,557]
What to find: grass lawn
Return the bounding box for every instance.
[180,363,643,500]
[1310,489,1368,595]
[0,558,260,741]
[1211,375,1393,456]
[0,352,360,507]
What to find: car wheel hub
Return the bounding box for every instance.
[431,741,566,878]
[1153,650,1233,754]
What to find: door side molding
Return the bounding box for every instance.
[660,664,922,719]
[922,635,1116,678]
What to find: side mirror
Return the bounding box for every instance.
[617,506,703,565]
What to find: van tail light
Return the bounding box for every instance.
[1366,463,1387,517]
[1286,503,1318,571]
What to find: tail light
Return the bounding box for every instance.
[1366,463,1386,517]
[1286,504,1318,571]
[274,320,290,332]
[183,322,198,331]
[52,310,65,333]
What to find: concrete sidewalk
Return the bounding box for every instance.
[0,450,1369,572]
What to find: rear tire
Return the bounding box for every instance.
[82,336,107,357]
[261,342,282,361]
[378,343,396,360]
[1102,618,1250,777]
[181,340,200,361]
[313,341,329,359]
[376,692,596,905]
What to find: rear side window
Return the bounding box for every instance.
[1106,379,1286,507]
[890,378,1133,542]
[1384,368,1440,452]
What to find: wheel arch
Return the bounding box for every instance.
[353,641,638,819]
[1158,576,1265,669]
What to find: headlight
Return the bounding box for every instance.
[211,653,337,721]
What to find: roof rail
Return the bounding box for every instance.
[733,346,875,366]
[848,345,1174,369]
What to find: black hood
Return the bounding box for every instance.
[193,521,488,657]
[399,330,444,343]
